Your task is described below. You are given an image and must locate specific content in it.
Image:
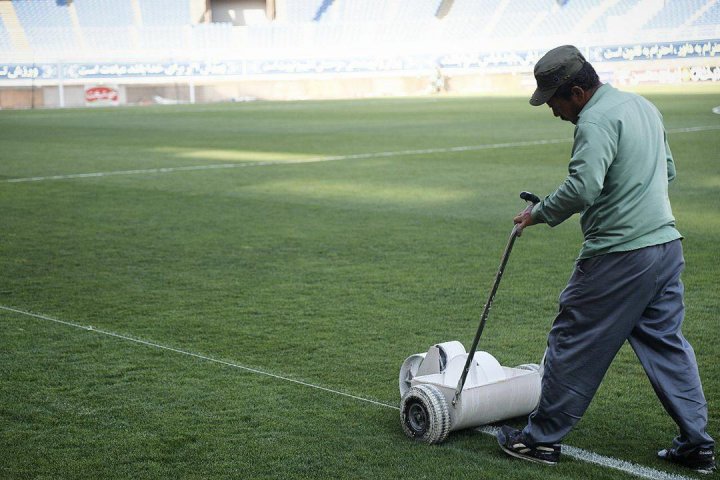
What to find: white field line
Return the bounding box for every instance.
[477,426,692,480]
[1,305,694,480]
[4,124,718,184]
[3,138,571,183]
[0,305,394,410]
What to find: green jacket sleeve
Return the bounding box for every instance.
[665,131,676,183]
[532,122,617,226]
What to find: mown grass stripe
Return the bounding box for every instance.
[1,305,694,480]
[2,138,572,183]
[5,124,718,184]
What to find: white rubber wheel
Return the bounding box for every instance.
[400,384,451,444]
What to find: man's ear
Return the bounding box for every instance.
[570,85,585,102]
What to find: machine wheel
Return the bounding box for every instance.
[400,384,450,444]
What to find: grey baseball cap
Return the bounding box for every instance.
[529,45,587,106]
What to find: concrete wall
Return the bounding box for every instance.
[0,88,43,109]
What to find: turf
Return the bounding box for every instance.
[1,92,719,479]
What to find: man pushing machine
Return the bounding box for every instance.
[496,45,716,474]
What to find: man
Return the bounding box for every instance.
[496,45,715,474]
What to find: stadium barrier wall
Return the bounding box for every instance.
[2,65,719,109]
[2,39,719,109]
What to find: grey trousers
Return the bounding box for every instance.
[524,239,714,453]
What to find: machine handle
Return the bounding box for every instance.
[510,191,540,238]
[452,192,541,406]
[520,191,540,205]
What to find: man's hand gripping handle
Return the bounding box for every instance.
[514,191,541,237]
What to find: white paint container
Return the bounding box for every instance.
[399,341,542,443]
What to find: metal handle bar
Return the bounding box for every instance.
[451,191,540,407]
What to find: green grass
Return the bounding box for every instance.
[1,92,719,479]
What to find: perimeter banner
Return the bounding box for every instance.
[84,85,120,106]
[1,39,718,82]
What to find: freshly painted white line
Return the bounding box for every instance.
[3,138,572,183]
[0,305,395,410]
[4,124,718,184]
[0,305,697,480]
[478,426,693,480]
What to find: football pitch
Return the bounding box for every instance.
[1,92,718,479]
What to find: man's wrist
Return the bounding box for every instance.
[530,202,545,224]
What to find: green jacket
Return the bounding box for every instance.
[532,84,681,259]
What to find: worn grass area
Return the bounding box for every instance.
[1,93,718,479]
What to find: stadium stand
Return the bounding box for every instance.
[139,0,192,26]
[83,26,135,52]
[645,0,707,29]
[13,0,80,53]
[190,22,235,52]
[0,0,718,109]
[326,0,387,23]
[586,0,642,34]
[4,0,719,58]
[0,17,13,52]
[693,1,720,26]
[394,0,443,20]
[138,26,187,53]
[532,0,595,37]
[439,0,498,43]
[283,0,321,23]
[13,0,74,29]
[73,0,134,27]
[73,0,136,52]
[492,0,550,39]
[444,0,502,19]
[312,0,336,22]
